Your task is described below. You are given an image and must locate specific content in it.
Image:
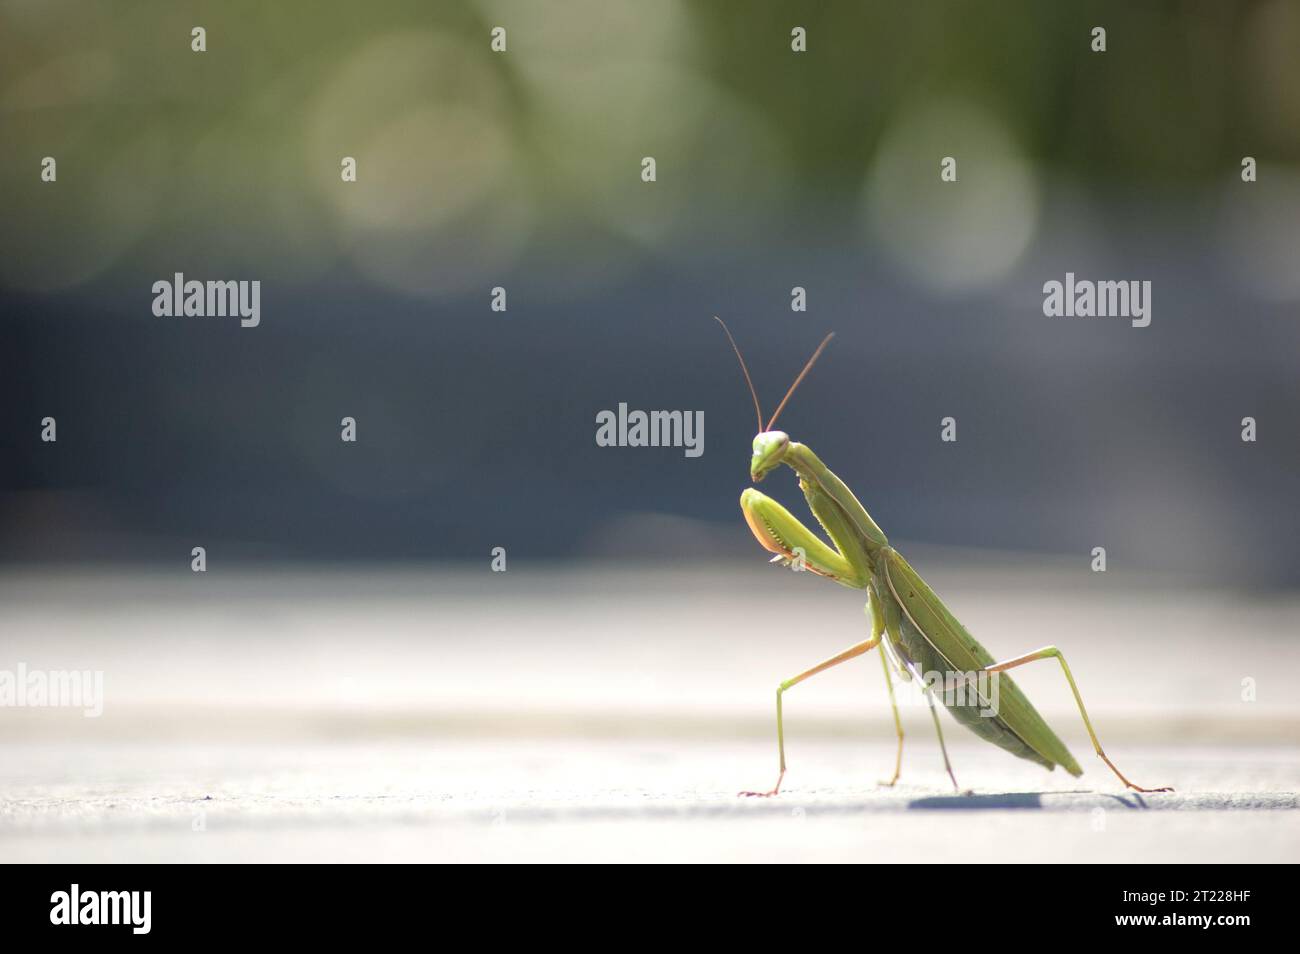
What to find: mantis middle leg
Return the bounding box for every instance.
[740,583,900,797]
[739,635,881,797]
[868,591,905,787]
[878,647,905,786]
[737,481,890,795]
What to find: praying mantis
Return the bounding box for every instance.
[715,319,1172,797]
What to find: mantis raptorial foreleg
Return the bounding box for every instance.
[740,487,867,586]
[978,647,1173,793]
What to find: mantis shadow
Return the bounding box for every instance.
[907,792,1045,810]
[1099,792,1153,810]
[907,790,1154,811]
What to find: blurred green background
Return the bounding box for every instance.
[2,0,1299,583]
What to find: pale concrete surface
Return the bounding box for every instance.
[3,739,1298,862]
[2,561,1298,862]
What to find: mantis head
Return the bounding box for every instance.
[714,317,834,480]
[750,430,789,482]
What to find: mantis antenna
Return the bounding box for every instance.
[714,317,764,434]
[765,333,834,431]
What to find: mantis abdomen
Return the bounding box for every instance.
[884,590,1059,772]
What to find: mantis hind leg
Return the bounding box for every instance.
[924,687,964,793]
[740,636,880,797]
[878,579,964,794]
[983,646,1173,793]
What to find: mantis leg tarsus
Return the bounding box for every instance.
[984,646,1174,794]
[738,637,880,798]
[739,772,784,799]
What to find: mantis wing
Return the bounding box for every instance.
[881,548,1083,777]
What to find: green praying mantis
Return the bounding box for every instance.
[715,318,1173,797]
